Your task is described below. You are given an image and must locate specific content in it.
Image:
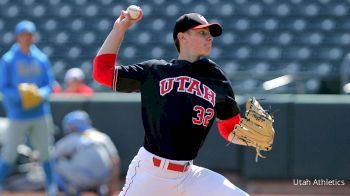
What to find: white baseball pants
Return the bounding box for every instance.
[120,147,249,196]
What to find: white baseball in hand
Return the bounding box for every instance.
[127,5,141,19]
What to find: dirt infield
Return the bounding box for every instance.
[2,175,349,195]
[245,179,350,195]
[2,193,350,196]
[2,192,119,196]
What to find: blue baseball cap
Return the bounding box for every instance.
[15,20,36,35]
[62,110,92,134]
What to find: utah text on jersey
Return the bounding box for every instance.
[159,76,216,107]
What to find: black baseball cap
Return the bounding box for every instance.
[173,13,222,41]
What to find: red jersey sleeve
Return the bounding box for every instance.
[93,54,117,89]
[217,113,241,141]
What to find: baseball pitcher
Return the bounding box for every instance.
[93,6,274,196]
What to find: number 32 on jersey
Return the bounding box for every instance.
[192,105,214,127]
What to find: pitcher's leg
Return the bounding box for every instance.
[182,165,249,196]
[119,158,180,196]
[119,159,160,196]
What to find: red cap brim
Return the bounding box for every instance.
[192,23,222,37]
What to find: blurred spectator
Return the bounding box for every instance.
[52,80,62,93]
[63,68,94,96]
[0,20,57,195]
[53,110,120,195]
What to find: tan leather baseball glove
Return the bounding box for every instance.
[233,97,275,162]
[18,83,43,110]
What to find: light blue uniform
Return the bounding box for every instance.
[0,42,57,194]
[0,43,53,119]
[53,129,119,190]
[53,110,120,195]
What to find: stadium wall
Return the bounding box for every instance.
[0,93,349,180]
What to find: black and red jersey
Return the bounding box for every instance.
[114,58,240,160]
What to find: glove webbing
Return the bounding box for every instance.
[230,129,267,162]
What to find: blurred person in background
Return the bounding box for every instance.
[0,20,57,195]
[53,110,120,196]
[52,80,62,93]
[62,67,94,96]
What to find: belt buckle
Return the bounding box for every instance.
[182,162,190,172]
